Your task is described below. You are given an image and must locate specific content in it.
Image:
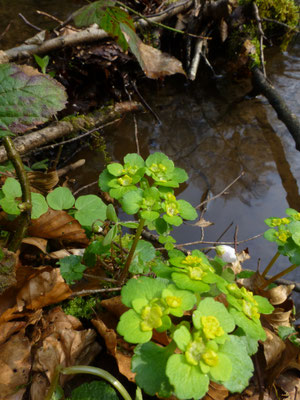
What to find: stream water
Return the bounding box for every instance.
[1,2,300,287]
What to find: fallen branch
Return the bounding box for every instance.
[0,0,194,64]
[0,102,144,163]
[251,66,300,150]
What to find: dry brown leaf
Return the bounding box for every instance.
[265,284,295,306]
[275,370,300,399]
[92,318,135,382]
[264,303,293,331]
[138,42,186,79]
[27,170,59,194]
[266,339,300,387]
[16,268,72,311]
[101,296,129,318]
[262,328,286,369]
[0,267,72,322]
[0,321,26,345]
[30,373,49,400]
[28,208,89,245]
[219,18,228,42]
[230,250,251,275]
[32,307,101,387]
[192,217,214,228]
[0,209,88,246]
[203,381,228,400]
[0,330,31,400]
[22,237,48,254]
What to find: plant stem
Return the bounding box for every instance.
[261,251,280,277]
[260,263,298,289]
[61,365,133,400]
[3,136,31,252]
[118,217,145,284]
[45,366,61,400]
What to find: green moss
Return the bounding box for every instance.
[62,295,99,319]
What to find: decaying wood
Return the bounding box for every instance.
[0,102,144,163]
[252,66,300,150]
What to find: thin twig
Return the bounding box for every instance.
[73,180,98,196]
[29,121,118,154]
[234,225,239,253]
[253,2,266,77]
[116,0,210,39]
[144,0,192,19]
[36,10,64,25]
[18,13,42,32]
[0,23,11,40]
[175,233,263,247]
[262,17,300,33]
[196,171,245,209]
[204,222,234,255]
[83,273,117,283]
[132,81,161,124]
[122,74,141,154]
[133,114,140,155]
[70,287,122,297]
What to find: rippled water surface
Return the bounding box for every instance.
[1,2,300,284]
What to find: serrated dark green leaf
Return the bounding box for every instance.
[70,380,118,400]
[0,63,67,136]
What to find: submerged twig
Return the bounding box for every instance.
[18,13,42,32]
[196,171,245,209]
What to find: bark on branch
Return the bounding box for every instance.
[252,66,300,150]
[0,101,144,163]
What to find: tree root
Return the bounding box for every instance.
[251,66,300,150]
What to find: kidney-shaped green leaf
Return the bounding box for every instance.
[74,194,107,227]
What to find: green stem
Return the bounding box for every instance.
[45,366,61,400]
[118,217,145,284]
[260,263,298,289]
[261,251,280,277]
[116,1,204,38]
[3,136,31,252]
[61,365,132,400]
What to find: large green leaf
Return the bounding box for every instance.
[74,195,107,227]
[0,64,67,136]
[132,342,174,397]
[220,335,254,393]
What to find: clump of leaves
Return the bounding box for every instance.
[116,248,274,399]
[261,208,300,287]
